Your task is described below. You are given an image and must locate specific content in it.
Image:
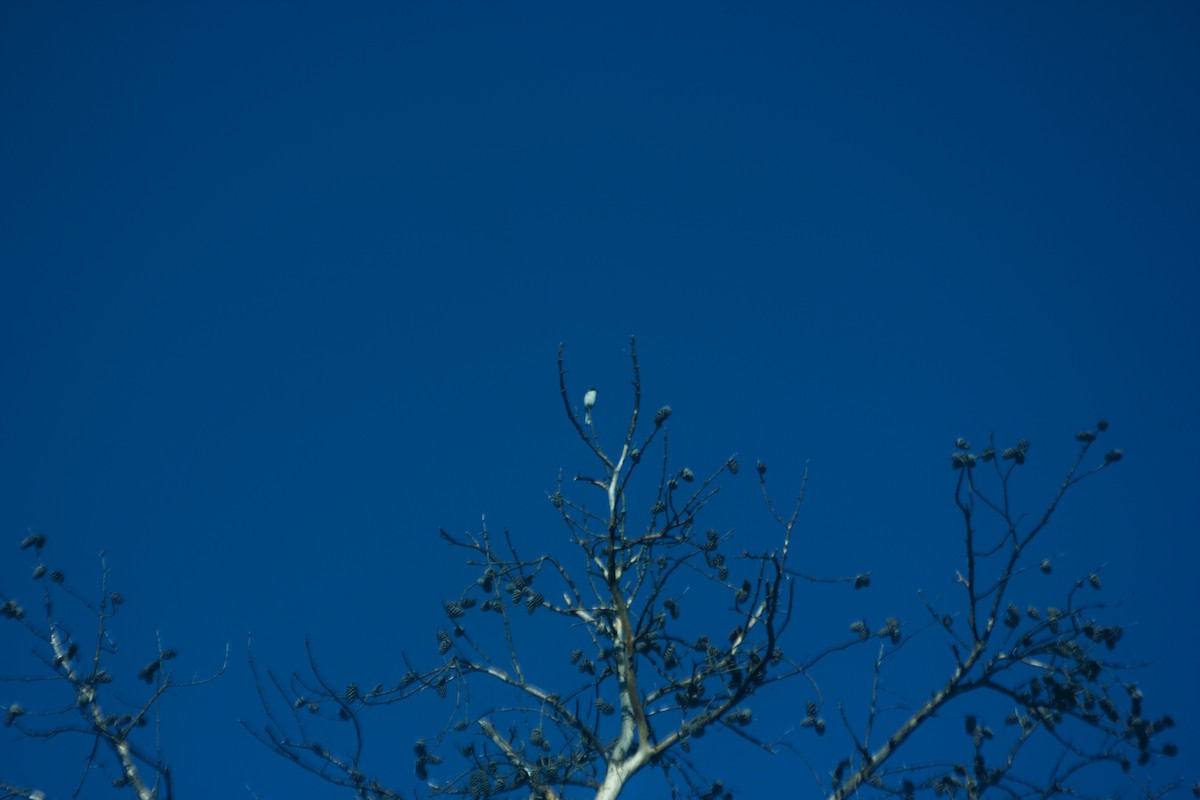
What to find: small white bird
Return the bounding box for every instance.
[583,387,597,425]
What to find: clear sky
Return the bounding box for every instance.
[2,3,1197,798]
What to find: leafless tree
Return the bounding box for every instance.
[1,539,226,800]
[819,430,1182,800]
[246,339,1184,800]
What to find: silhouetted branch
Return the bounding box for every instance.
[1,537,225,799]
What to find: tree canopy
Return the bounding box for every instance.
[3,340,1187,800]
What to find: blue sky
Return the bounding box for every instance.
[2,3,1197,798]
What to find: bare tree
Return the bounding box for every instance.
[820,431,1182,800]
[2,344,1184,799]
[1,538,226,800]
[247,339,1184,800]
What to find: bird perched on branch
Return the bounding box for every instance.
[584,387,597,425]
